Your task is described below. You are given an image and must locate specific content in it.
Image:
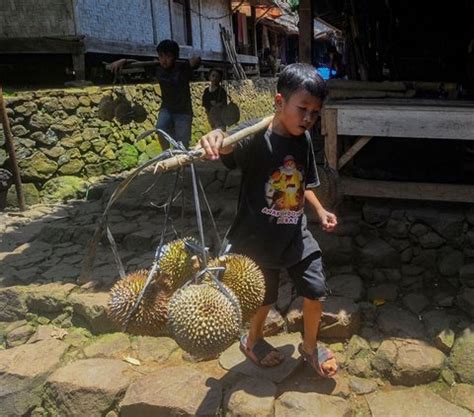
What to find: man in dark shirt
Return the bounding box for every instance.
[202,68,228,129]
[107,39,200,149]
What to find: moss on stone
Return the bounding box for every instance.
[41,176,88,202]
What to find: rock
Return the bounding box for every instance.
[362,202,391,224]
[349,376,378,394]
[286,296,303,333]
[373,268,401,283]
[117,143,139,169]
[19,152,58,181]
[131,336,179,362]
[27,325,65,344]
[120,366,222,417]
[419,232,446,248]
[422,310,453,339]
[59,159,85,175]
[372,339,445,385]
[0,287,29,321]
[408,207,464,241]
[367,284,398,302]
[0,340,68,416]
[443,383,474,413]
[70,292,119,334]
[320,296,361,340]
[438,250,463,277]
[263,307,286,336]
[219,333,302,384]
[456,287,474,318]
[327,274,364,301]
[366,387,472,417]
[60,96,79,110]
[30,112,55,130]
[386,219,408,238]
[44,358,132,417]
[356,238,400,268]
[224,376,276,417]
[434,328,455,354]
[6,183,40,207]
[403,293,429,314]
[376,304,425,338]
[6,323,35,347]
[275,391,351,417]
[83,333,130,358]
[459,263,474,287]
[41,176,87,202]
[449,327,474,384]
[26,282,76,313]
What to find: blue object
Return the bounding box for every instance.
[316,67,332,80]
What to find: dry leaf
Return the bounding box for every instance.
[123,356,141,366]
[51,328,68,340]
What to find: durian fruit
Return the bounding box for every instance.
[107,270,171,336]
[167,283,241,358]
[132,103,148,123]
[114,98,134,124]
[158,237,200,291]
[208,254,265,323]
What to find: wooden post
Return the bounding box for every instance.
[324,108,338,170]
[250,5,257,57]
[72,53,86,81]
[298,0,313,63]
[0,86,25,211]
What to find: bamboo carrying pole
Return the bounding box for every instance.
[0,86,25,211]
[78,116,273,284]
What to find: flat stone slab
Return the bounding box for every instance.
[275,391,351,417]
[0,339,68,416]
[219,333,303,383]
[225,376,277,417]
[366,387,472,417]
[120,366,222,417]
[44,358,133,417]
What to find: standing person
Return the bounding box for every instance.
[199,63,338,377]
[107,39,201,149]
[202,69,228,130]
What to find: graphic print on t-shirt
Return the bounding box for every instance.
[262,155,305,224]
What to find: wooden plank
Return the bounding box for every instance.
[298,0,313,64]
[340,177,474,203]
[325,99,474,109]
[0,37,84,54]
[338,136,373,169]
[323,108,338,169]
[336,108,474,140]
[327,80,407,91]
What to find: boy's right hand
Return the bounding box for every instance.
[200,129,230,160]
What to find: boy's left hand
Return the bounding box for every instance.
[318,209,338,232]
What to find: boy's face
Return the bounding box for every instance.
[209,70,222,83]
[158,52,176,69]
[274,89,322,136]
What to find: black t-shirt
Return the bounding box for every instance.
[202,86,228,112]
[221,120,321,268]
[156,61,193,115]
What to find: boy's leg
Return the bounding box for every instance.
[172,113,193,148]
[288,251,338,377]
[241,268,284,366]
[156,108,174,150]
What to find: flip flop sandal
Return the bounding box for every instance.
[239,335,284,368]
[298,343,337,378]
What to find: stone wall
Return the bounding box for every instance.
[1,78,276,206]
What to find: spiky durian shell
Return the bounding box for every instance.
[167,283,241,358]
[97,95,116,121]
[107,270,171,336]
[208,254,265,324]
[158,237,199,291]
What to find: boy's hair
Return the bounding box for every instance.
[156,39,179,59]
[277,63,327,100]
[209,68,223,80]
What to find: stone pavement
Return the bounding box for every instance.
[1,166,474,416]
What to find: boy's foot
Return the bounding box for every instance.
[239,335,285,367]
[298,343,338,378]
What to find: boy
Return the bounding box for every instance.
[107,39,201,149]
[200,63,338,377]
[202,68,228,130]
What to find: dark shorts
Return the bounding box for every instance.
[261,251,328,305]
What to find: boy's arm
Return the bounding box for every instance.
[106,58,140,74]
[305,189,337,232]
